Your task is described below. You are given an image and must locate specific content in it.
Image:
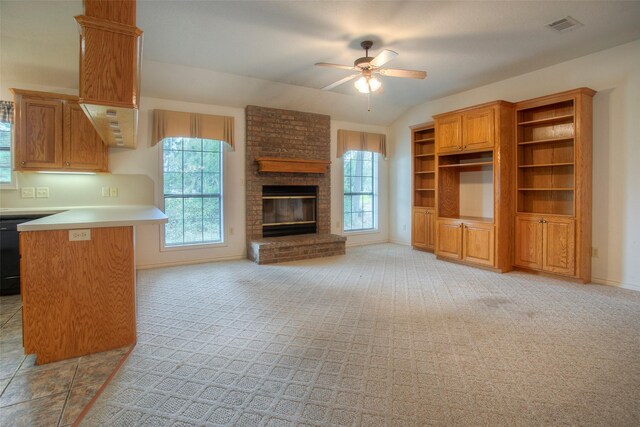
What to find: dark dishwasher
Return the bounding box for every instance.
[0,215,45,295]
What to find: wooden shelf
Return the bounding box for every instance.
[256,157,330,174]
[518,136,574,146]
[517,211,574,217]
[415,137,435,143]
[519,162,574,168]
[415,171,435,174]
[415,153,434,158]
[518,188,574,191]
[517,114,574,126]
[439,161,493,169]
[416,188,435,191]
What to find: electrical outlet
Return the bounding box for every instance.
[229,227,234,236]
[102,187,110,197]
[110,187,118,197]
[69,229,91,241]
[36,187,49,198]
[592,247,599,258]
[21,187,35,198]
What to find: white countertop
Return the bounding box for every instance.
[15,205,168,231]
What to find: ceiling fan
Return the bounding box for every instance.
[315,40,427,94]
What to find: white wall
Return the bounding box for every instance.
[389,40,640,290]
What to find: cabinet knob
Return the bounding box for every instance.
[21,161,25,165]
[65,162,70,166]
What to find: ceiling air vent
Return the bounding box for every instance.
[546,16,583,33]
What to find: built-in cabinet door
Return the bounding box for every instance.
[463,222,495,266]
[412,208,428,249]
[462,108,495,151]
[543,217,575,275]
[514,215,543,269]
[16,97,63,170]
[64,102,108,171]
[436,219,462,259]
[425,209,435,250]
[435,115,462,154]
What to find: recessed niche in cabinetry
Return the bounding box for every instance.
[438,150,494,221]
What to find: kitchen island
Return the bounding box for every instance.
[17,205,167,364]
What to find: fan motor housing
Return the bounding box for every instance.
[354,56,374,69]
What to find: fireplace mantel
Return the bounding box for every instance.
[256,157,331,174]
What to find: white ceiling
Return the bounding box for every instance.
[2,1,640,124]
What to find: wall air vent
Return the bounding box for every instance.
[546,16,583,33]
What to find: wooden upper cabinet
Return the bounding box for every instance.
[84,0,136,25]
[435,104,498,154]
[64,102,108,172]
[15,96,64,170]
[462,108,494,151]
[543,217,575,275]
[463,222,495,266]
[514,215,543,270]
[12,89,108,173]
[435,114,462,153]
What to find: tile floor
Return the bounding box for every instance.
[0,294,130,426]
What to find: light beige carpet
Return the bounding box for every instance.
[81,244,640,426]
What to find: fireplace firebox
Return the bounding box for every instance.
[262,185,317,237]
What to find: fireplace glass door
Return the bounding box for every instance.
[263,186,317,237]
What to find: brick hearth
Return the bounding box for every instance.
[245,105,345,263]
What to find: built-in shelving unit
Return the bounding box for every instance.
[433,101,515,271]
[514,88,595,282]
[411,122,436,251]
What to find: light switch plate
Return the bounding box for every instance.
[21,187,35,198]
[110,187,118,197]
[36,187,49,198]
[102,187,110,197]
[69,229,91,241]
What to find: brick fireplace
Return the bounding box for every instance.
[245,105,346,264]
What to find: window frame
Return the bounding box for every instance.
[0,122,16,189]
[158,137,226,251]
[342,150,379,234]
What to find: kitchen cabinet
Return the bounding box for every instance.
[11,89,108,173]
[515,214,575,276]
[435,106,495,154]
[437,218,495,267]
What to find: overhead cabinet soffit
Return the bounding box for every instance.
[74,2,143,149]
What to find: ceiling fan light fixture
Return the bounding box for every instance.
[355,76,381,94]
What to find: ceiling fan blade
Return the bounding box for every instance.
[322,74,358,91]
[370,49,398,67]
[379,68,427,79]
[315,62,356,71]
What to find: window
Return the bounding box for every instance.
[162,137,223,247]
[343,150,377,232]
[0,122,12,185]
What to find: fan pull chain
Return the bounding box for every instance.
[367,92,371,112]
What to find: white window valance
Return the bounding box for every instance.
[152,109,234,149]
[337,129,387,158]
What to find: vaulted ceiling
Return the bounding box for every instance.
[2,1,640,125]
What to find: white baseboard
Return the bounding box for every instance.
[136,254,245,270]
[592,277,640,292]
[389,239,411,246]
[346,239,389,248]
